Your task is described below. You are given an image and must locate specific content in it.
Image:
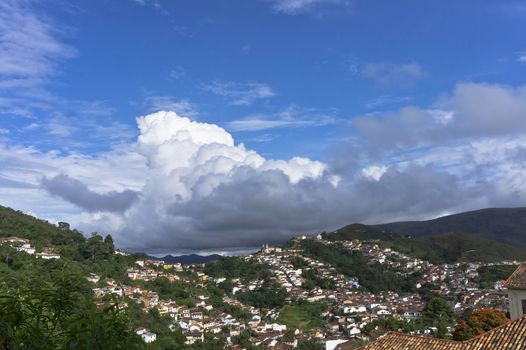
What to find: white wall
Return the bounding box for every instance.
[508,289,526,320]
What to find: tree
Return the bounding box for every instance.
[0,274,143,349]
[453,309,509,341]
[104,234,115,254]
[232,329,259,350]
[297,338,323,350]
[422,297,455,337]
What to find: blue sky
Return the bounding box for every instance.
[1,0,526,253]
[4,0,526,158]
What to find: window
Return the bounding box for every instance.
[522,299,526,314]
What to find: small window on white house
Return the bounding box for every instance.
[522,299,526,314]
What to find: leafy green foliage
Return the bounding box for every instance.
[474,265,517,289]
[299,240,419,293]
[297,338,323,350]
[0,271,143,350]
[0,205,84,251]
[301,269,335,290]
[206,283,252,320]
[422,297,455,337]
[290,256,309,269]
[236,282,289,309]
[232,329,260,350]
[203,257,271,282]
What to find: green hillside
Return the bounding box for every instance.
[373,207,526,248]
[0,205,147,348]
[324,223,394,241]
[387,232,526,264]
[0,205,84,248]
[0,204,239,349]
[326,223,526,264]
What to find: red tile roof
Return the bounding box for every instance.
[357,315,526,350]
[503,264,526,290]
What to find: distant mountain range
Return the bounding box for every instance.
[152,253,222,265]
[373,207,526,248]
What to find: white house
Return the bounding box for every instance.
[273,323,286,332]
[36,251,60,259]
[326,339,348,350]
[0,237,29,244]
[135,327,156,343]
[15,243,35,255]
[344,305,366,314]
[403,310,423,319]
[503,263,526,320]
[142,331,157,343]
[87,273,100,283]
[376,309,392,317]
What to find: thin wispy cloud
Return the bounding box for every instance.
[365,95,413,109]
[143,96,198,116]
[0,1,141,152]
[131,0,164,12]
[203,80,276,106]
[227,105,340,131]
[0,0,76,89]
[241,44,251,55]
[361,62,427,87]
[270,0,351,15]
[227,117,311,132]
[46,117,77,137]
[169,66,186,80]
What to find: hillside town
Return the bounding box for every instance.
[1,215,526,349]
[22,233,518,349]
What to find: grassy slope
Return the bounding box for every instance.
[373,207,526,247]
[276,303,326,331]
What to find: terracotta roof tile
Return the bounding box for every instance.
[503,264,526,290]
[357,315,526,350]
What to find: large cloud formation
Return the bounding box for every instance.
[2,82,526,253]
[102,111,333,251]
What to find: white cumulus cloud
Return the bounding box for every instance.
[2,81,526,253]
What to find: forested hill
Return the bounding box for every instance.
[0,204,150,348]
[0,205,85,247]
[325,223,526,264]
[373,207,526,248]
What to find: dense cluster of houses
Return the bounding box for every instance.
[126,259,183,281]
[83,236,523,348]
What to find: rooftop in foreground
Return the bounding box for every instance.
[356,314,526,350]
[503,263,526,290]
